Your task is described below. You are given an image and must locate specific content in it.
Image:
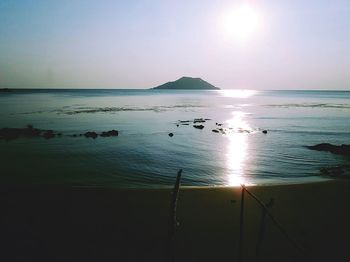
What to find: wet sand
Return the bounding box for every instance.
[1,180,349,261]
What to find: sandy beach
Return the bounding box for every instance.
[0,180,349,262]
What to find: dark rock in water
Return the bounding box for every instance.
[100,130,119,137]
[0,126,42,140]
[181,123,189,125]
[0,88,11,92]
[81,130,119,138]
[307,143,350,156]
[216,123,223,126]
[193,125,204,129]
[0,125,61,140]
[42,130,55,139]
[84,131,98,139]
[262,130,268,134]
[168,133,174,137]
[320,166,347,178]
[212,129,219,133]
[194,118,206,123]
[176,124,179,127]
[205,118,211,120]
[217,128,226,134]
[179,120,191,123]
[24,125,41,136]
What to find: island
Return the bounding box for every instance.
[152,76,220,90]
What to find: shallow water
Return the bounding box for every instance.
[0,89,349,187]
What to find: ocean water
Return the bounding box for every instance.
[0,89,349,187]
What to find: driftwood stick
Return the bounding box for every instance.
[242,185,306,259]
[238,185,245,262]
[169,169,182,238]
[168,169,182,262]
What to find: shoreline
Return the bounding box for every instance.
[0,177,334,192]
[0,175,333,191]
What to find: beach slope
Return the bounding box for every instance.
[1,180,349,261]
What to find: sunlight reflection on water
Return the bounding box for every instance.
[219,89,257,98]
[225,111,251,186]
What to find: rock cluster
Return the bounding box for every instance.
[193,125,204,129]
[0,125,119,140]
[173,117,266,135]
[307,143,350,156]
[320,166,347,178]
[0,125,60,140]
[83,130,119,139]
[100,130,119,137]
[84,131,98,139]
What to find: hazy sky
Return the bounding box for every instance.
[0,0,349,89]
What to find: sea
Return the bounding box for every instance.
[0,89,349,188]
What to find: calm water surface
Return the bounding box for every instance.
[1,89,349,187]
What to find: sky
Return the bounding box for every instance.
[0,0,349,89]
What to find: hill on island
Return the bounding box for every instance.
[152,77,220,90]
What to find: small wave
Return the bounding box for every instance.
[270,129,350,136]
[17,104,205,115]
[60,105,204,114]
[266,103,350,109]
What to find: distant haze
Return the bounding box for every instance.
[0,0,349,89]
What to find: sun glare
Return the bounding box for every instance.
[221,4,260,41]
[220,89,257,98]
[225,111,251,186]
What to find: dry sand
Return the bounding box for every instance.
[1,180,349,262]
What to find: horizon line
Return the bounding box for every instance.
[2,87,350,91]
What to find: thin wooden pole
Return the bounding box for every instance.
[238,185,245,262]
[168,169,182,262]
[242,186,306,259]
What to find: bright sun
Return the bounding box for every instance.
[221,4,260,40]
